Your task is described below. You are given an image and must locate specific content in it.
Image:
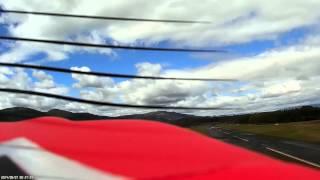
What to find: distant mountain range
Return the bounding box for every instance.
[0,107,202,125]
[0,107,111,121]
[115,111,203,123]
[1,106,320,126]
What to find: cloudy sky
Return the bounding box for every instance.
[0,0,320,116]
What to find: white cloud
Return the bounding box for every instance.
[136,62,162,76]
[109,39,320,115]
[165,42,320,82]
[0,69,69,111]
[261,80,301,98]
[0,0,320,116]
[0,51,320,116]
[71,67,114,89]
[1,0,320,62]
[70,66,117,103]
[1,34,320,116]
[4,42,320,115]
[32,70,56,89]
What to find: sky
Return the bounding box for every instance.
[0,0,320,116]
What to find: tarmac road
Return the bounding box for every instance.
[208,126,320,169]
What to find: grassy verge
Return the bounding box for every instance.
[188,123,213,137]
[218,120,320,144]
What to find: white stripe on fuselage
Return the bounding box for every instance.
[0,138,127,180]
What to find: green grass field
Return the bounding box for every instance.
[189,120,320,144]
[188,123,212,136]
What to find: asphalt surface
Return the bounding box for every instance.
[208,126,320,169]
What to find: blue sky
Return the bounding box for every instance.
[35,26,308,88]
[0,0,320,116]
[5,26,305,82]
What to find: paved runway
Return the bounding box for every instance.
[208,126,320,169]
